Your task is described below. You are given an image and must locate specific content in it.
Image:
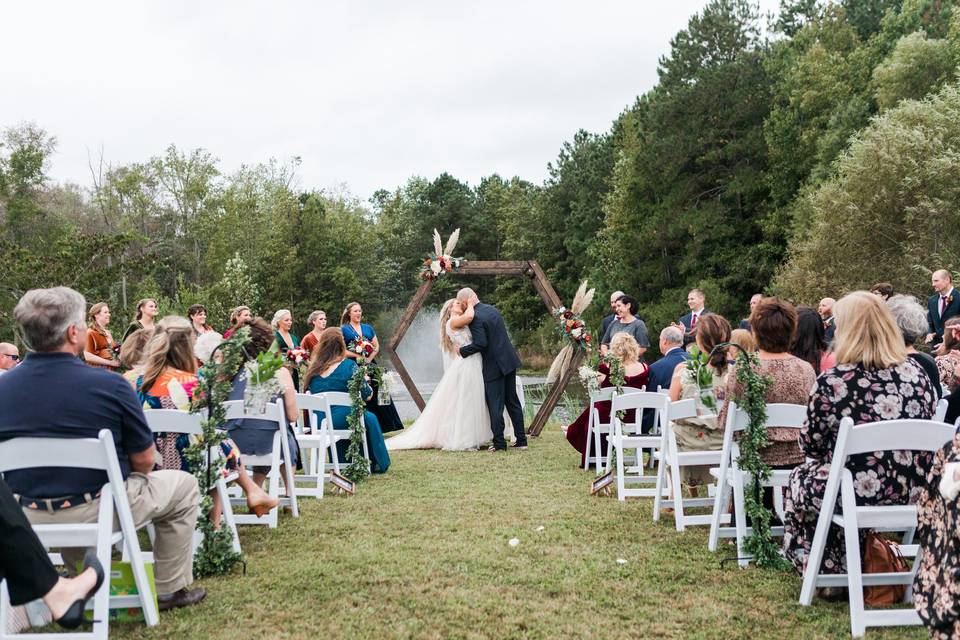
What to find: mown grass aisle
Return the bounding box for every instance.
[113,428,924,639]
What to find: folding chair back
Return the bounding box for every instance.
[144,410,241,554]
[707,402,807,564]
[798,416,955,637]
[222,399,298,527]
[934,398,948,423]
[583,387,618,473]
[608,392,670,501]
[322,393,371,472]
[0,430,159,639]
[293,393,333,499]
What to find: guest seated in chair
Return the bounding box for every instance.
[564,334,649,467]
[667,313,732,488]
[303,327,390,474]
[888,294,942,400]
[0,286,205,611]
[136,315,278,523]
[718,297,816,470]
[782,291,936,586]
[224,318,300,494]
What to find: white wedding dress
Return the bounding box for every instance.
[387,320,495,451]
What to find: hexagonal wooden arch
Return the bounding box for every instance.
[385,260,583,437]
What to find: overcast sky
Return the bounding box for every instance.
[2,1,780,201]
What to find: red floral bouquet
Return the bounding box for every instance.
[286,347,310,366]
[419,228,465,280]
[348,338,375,362]
[552,306,592,352]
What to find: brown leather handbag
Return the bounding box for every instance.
[863,532,908,606]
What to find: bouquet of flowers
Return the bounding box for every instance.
[420,228,465,280]
[546,281,596,384]
[578,364,602,395]
[348,338,376,363]
[379,371,402,406]
[285,347,309,366]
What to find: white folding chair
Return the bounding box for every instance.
[583,387,618,474]
[223,399,299,528]
[934,397,948,423]
[798,417,955,637]
[0,430,160,639]
[144,410,241,554]
[293,393,332,499]
[652,398,727,531]
[606,392,670,501]
[706,402,807,565]
[319,392,371,474]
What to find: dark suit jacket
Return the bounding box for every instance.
[459,303,522,382]
[823,316,835,344]
[641,347,691,431]
[928,290,960,344]
[601,314,616,338]
[679,309,710,331]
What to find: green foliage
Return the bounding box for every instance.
[344,360,375,483]
[873,31,956,109]
[732,350,792,570]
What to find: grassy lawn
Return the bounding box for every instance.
[110,426,926,640]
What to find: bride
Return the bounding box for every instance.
[387,297,500,451]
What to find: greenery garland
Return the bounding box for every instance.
[343,359,383,483]
[731,349,791,570]
[182,327,249,577]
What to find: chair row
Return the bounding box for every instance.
[591,387,955,638]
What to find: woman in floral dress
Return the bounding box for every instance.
[913,432,960,638]
[935,318,960,392]
[782,291,937,584]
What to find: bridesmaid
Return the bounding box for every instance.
[272,309,301,390]
[83,302,119,370]
[304,328,390,473]
[121,298,158,342]
[340,302,403,433]
[223,305,252,339]
[300,310,327,354]
[187,304,214,337]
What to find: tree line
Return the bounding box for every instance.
[3,0,960,357]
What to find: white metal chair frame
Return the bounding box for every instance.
[606,392,671,501]
[144,410,241,554]
[0,430,160,640]
[293,392,332,500]
[583,387,618,474]
[707,402,808,565]
[652,398,728,531]
[797,417,955,637]
[223,399,299,528]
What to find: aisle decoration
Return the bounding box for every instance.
[420,228,465,280]
[344,338,383,483]
[685,346,718,414]
[180,327,256,577]
[546,281,595,383]
[730,348,791,570]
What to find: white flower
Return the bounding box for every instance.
[508,538,520,547]
[892,450,912,466]
[616,558,628,565]
[536,525,545,532]
[875,394,902,420]
[854,470,881,498]
[571,327,583,338]
[430,260,442,275]
[896,361,920,383]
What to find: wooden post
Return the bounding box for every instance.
[528,349,584,437]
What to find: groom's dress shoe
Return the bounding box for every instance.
[511,442,528,450]
[487,445,506,452]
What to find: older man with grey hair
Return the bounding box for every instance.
[887,294,942,400]
[0,287,206,611]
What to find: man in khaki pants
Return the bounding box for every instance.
[0,287,206,611]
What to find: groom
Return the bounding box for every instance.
[457,288,528,451]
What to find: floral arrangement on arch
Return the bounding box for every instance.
[547,281,595,384]
[420,228,465,280]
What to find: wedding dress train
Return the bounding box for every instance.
[387,320,495,451]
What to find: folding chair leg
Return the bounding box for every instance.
[708,470,729,552]
[615,439,626,502]
[842,506,866,638]
[670,454,685,532]
[653,451,666,519]
[217,477,241,554]
[583,417,593,471]
[732,471,749,568]
[593,429,605,475]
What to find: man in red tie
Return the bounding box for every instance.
[927,269,959,347]
[679,288,708,333]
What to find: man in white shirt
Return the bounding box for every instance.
[679,289,708,332]
[927,269,960,346]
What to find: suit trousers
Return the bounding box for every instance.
[23,470,199,596]
[484,371,526,449]
[0,478,60,605]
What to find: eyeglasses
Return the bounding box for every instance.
[1,353,19,361]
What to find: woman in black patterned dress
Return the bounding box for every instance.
[782,291,937,582]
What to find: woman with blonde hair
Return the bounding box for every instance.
[340,301,403,432]
[782,291,936,585]
[386,298,500,451]
[83,302,119,369]
[304,328,391,469]
[136,316,278,520]
[223,305,252,339]
[118,327,154,386]
[729,328,756,356]
[121,298,158,342]
[565,333,650,466]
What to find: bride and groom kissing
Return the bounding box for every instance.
[387,288,529,452]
